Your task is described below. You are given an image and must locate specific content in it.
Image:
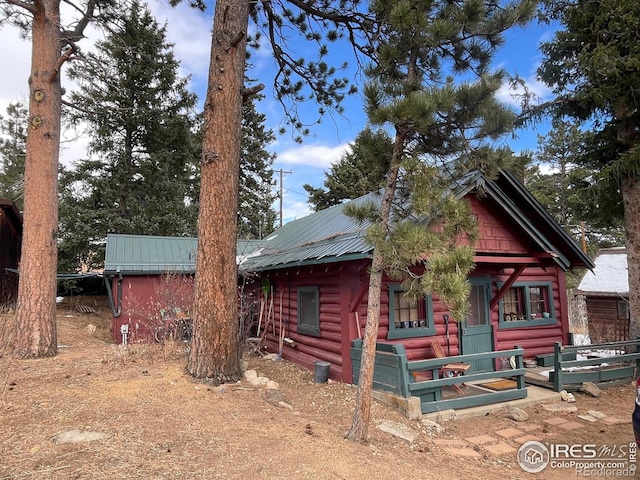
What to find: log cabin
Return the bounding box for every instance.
[239,169,594,382]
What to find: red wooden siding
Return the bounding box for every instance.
[469,196,531,254]
[258,266,353,381]
[111,275,194,344]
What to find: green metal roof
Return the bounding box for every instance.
[240,169,594,273]
[103,234,265,275]
[104,234,197,274]
[239,194,376,272]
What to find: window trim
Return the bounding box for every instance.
[617,300,630,320]
[297,286,320,337]
[498,281,557,329]
[387,284,436,339]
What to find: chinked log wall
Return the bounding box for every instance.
[259,260,568,379]
[261,266,349,380]
[491,267,567,359]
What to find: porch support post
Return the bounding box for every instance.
[489,264,526,311]
[553,341,563,392]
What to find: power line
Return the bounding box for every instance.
[275,168,292,227]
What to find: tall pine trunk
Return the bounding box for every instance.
[186,0,248,380]
[13,0,61,358]
[622,177,640,344]
[346,134,405,442]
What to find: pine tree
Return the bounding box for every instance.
[58,1,200,272]
[303,128,393,212]
[0,102,27,209]
[182,0,376,380]
[238,95,277,239]
[2,0,113,358]
[526,120,624,249]
[345,0,536,442]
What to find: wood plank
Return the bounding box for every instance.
[599,365,635,381]
[420,389,527,413]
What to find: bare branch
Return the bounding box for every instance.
[241,83,265,103]
[50,41,79,83]
[60,0,98,46]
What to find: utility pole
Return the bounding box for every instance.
[275,168,292,227]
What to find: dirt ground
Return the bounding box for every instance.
[0,302,637,480]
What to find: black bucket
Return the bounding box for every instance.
[314,361,331,383]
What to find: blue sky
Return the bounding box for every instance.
[0,1,557,224]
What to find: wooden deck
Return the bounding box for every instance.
[524,365,556,389]
[524,340,640,391]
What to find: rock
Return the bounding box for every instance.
[541,403,578,414]
[250,376,269,387]
[265,380,279,390]
[244,369,257,382]
[577,414,598,422]
[377,420,420,443]
[263,353,278,360]
[263,388,286,407]
[560,390,569,401]
[53,430,110,444]
[503,406,529,422]
[429,409,456,423]
[586,410,607,419]
[566,393,576,403]
[580,382,601,398]
[421,419,444,435]
[240,360,249,372]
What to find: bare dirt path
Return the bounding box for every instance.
[0,306,636,479]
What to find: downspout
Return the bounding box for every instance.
[104,272,123,318]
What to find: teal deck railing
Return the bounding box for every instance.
[551,339,640,392]
[351,340,527,414]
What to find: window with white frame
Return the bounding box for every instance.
[617,300,630,320]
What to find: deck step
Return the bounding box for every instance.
[536,351,576,367]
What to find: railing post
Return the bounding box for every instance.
[553,341,562,392]
[514,346,525,390]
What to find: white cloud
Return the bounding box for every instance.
[147,1,212,83]
[282,197,312,223]
[276,142,351,169]
[0,28,31,114]
[497,73,552,108]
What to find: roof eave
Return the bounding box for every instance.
[498,169,595,270]
[240,252,372,273]
[480,177,571,270]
